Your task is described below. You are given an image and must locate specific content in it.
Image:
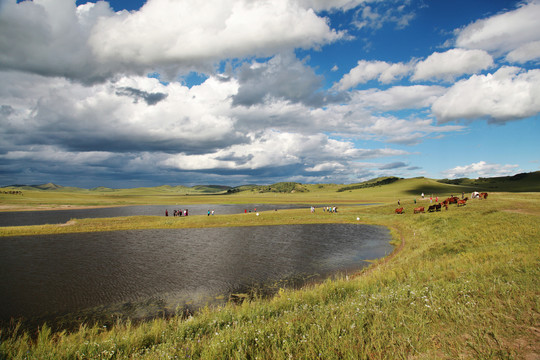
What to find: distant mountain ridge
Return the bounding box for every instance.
[3,171,539,193]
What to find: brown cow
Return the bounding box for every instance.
[395,207,404,214]
[414,207,424,214]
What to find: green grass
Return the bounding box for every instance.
[2,172,539,211]
[0,185,539,359]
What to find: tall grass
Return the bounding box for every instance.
[1,193,539,359]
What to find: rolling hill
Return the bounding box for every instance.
[3,171,539,194]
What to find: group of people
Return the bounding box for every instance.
[319,206,338,213]
[310,206,338,213]
[165,209,188,217]
[418,193,440,204]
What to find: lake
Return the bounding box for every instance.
[0,223,392,331]
[0,204,308,227]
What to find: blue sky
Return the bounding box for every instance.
[1,0,539,188]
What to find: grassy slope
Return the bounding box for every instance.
[1,172,538,210]
[0,179,539,359]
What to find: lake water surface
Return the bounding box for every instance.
[0,223,392,329]
[0,204,308,227]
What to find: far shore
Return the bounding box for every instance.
[0,204,125,212]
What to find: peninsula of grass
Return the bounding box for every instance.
[0,176,539,359]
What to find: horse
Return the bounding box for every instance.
[428,204,436,212]
[434,203,442,211]
[447,196,459,204]
[395,207,404,214]
[414,207,424,214]
[479,192,488,199]
[457,199,467,206]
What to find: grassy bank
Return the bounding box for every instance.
[5,175,539,211]
[1,192,538,359]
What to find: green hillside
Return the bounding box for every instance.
[191,185,232,193]
[251,182,309,193]
[4,171,538,195]
[337,176,401,192]
[437,171,540,192]
[1,172,538,210]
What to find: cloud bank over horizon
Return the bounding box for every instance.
[0,0,538,187]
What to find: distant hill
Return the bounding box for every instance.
[250,182,309,193]
[333,172,540,194]
[336,177,401,192]
[35,182,63,190]
[227,184,260,193]
[191,185,232,193]
[2,183,231,194]
[90,186,118,192]
[437,171,540,192]
[3,171,539,194]
[2,183,86,192]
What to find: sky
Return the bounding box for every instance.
[0,0,539,188]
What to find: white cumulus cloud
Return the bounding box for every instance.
[412,48,494,81]
[0,0,344,82]
[334,60,411,90]
[89,0,343,74]
[432,66,540,123]
[506,40,540,63]
[352,85,447,111]
[442,161,521,179]
[455,0,540,60]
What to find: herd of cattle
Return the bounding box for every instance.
[395,192,488,214]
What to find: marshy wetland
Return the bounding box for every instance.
[0,175,539,359]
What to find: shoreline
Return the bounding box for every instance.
[0,204,125,212]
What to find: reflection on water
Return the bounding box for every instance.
[0,224,391,330]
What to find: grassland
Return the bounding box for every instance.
[0,176,539,359]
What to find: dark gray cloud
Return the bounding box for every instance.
[116,87,168,105]
[214,153,254,165]
[379,161,408,170]
[232,53,349,108]
[0,105,14,116]
[0,76,247,155]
